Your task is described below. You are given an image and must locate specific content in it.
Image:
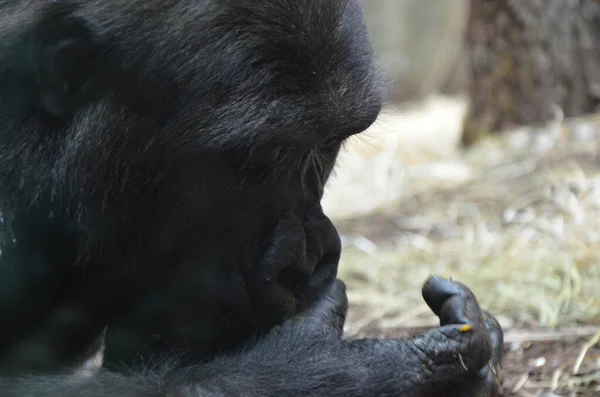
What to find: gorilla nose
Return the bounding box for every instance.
[247,209,341,328]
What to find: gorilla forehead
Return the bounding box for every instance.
[74,0,386,149]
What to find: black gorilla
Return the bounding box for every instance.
[0,0,504,396]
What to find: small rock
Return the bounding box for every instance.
[529,356,547,368]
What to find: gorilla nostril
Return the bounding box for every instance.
[276,266,310,297]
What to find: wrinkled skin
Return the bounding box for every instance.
[0,0,503,395]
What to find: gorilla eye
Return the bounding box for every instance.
[231,146,285,186]
[245,146,283,170]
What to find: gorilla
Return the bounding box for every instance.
[0,0,504,396]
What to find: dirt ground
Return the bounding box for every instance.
[325,96,600,396]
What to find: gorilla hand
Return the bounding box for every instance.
[173,276,503,397]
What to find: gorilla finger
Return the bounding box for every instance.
[483,311,504,364]
[449,313,504,397]
[297,279,348,339]
[483,311,504,388]
[422,275,486,330]
[421,276,494,373]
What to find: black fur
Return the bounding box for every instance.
[0,1,503,395]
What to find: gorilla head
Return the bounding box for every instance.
[0,0,386,367]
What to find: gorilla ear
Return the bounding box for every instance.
[29,5,103,121]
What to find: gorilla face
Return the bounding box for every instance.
[0,0,386,364]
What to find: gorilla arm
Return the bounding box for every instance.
[0,277,503,397]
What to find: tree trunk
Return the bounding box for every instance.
[462,0,600,146]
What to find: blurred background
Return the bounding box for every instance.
[327,1,600,395]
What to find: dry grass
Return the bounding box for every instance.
[323,97,600,395]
